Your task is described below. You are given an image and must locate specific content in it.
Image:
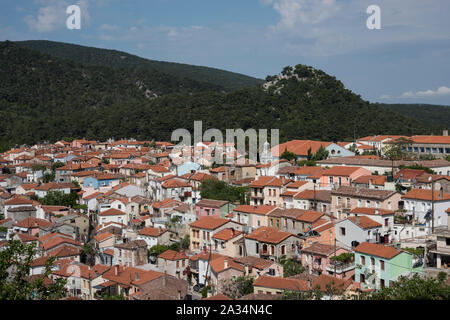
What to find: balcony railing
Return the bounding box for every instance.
[326,261,355,273]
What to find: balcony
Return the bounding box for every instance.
[326,261,355,274]
[251,193,264,199]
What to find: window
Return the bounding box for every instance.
[340,227,346,236]
[380,279,385,288]
[281,245,286,255]
[385,218,389,227]
[329,177,334,184]
[366,200,371,208]
[380,260,385,270]
[371,257,375,267]
[358,199,362,207]
[446,238,450,246]
[361,256,365,265]
[256,243,259,253]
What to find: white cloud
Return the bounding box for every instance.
[402,86,450,98]
[25,0,91,33]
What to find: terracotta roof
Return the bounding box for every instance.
[249,176,276,188]
[189,217,232,230]
[294,190,331,202]
[114,240,147,250]
[233,205,276,215]
[5,197,34,205]
[355,242,401,259]
[352,175,387,186]
[94,231,114,242]
[34,182,76,191]
[272,140,332,157]
[41,236,81,251]
[246,226,296,244]
[350,207,394,216]
[348,216,382,229]
[202,293,233,300]
[286,180,309,189]
[14,217,53,229]
[312,274,353,293]
[332,186,398,200]
[209,256,245,273]
[162,179,192,189]
[195,199,229,208]
[301,242,336,256]
[402,189,450,201]
[212,228,242,241]
[410,135,450,144]
[254,275,309,291]
[138,227,166,237]
[158,249,188,261]
[48,245,80,258]
[233,256,274,270]
[99,208,126,216]
[317,166,365,177]
[16,233,38,242]
[104,249,115,256]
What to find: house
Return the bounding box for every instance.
[189,217,244,253]
[314,166,371,190]
[277,165,325,183]
[33,182,75,198]
[13,216,53,236]
[331,186,401,220]
[137,227,171,249]
[429,209,450,269]
[271,140,354,161]
[160,178,193,204]
[157,250,189,280]
[354,242,422,289]
[211,227,245,257]
[253,275,309,295]
[402,188,450,228]
[195,199,236,219]
[268,208,327,235]
[114,240,148,267]
[407,134,450,159]
[79,264,112,300]
[352,175,392,190]
[83,173,123,190]
[98,208,128,226]
[244,226,300,261]
[233,256,284,278]
[249,176,292,207]
[301,242,353,279]
[132,273,188,300]
[4,197,35,220]
[230,204,277,232]
[208,256,245,295]
[349,207,395,243]
[291,189,332,213]
[335,216,383,249]
[311,274,353,299]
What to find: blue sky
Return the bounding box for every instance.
[2,0,450,105]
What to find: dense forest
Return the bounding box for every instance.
[17,40,264,92]
[0,41,443,152]
[376,103,450,131]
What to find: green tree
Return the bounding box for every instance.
[38,191,79,207]
[149,244,170,256]
[278,257,305,277]
[181,235,190,250]
[280,149,297,162]
[361,273,450,300]
[0,240,67,300]
[220,275,254,299]
[199,179,249,204]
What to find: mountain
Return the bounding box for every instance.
[0,41,437,151]
[16,40,264,92]
[377,103,450,132]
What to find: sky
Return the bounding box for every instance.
[1,0,450,105]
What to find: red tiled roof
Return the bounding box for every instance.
[212,228,242,241]
[157,249,188,261]
[254,275,308,291]
[189,217,234,230]
[233,205,276,215]
[138,227,166,237]
[350,207,394,216]
[99,208,126,216]
[14,217,53,229]
[246,227,296,244]
[348,216,382,229]
[402,189,450,201]
[355,242,401,259]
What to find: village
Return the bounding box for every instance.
[1,133,450,300]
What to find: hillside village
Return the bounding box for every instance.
[1,133,450,300]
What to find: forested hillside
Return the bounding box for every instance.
[378,103,450,131]
[0,41,438,151]
[17,40,264,92]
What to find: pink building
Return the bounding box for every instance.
[314,166,371,189]
[195,199,233,219]
[301,242,354,280]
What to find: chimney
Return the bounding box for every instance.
[444,130,448,137]
[224,259,229,269]
[114,265,119,276]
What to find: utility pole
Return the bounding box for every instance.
[334,236,337,276]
